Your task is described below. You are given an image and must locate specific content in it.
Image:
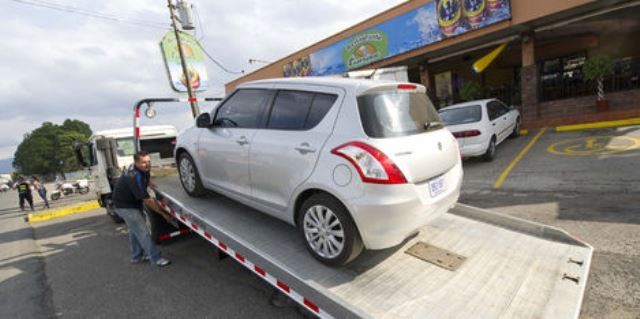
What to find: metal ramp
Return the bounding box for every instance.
[155,176,592,319]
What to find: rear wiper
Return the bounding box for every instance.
[424,121,444,130]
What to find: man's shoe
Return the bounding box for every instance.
[155,258,171,267]
[130,256,150,264]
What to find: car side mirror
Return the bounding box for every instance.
[196,113,211,128]
[73,143,88,167]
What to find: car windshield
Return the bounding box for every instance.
[357,92,442,138]
[115,138,135,157]
[439,105,482,125]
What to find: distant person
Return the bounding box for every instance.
[16,176,34,212]
[112,150,171,267]
[31,176,50,209]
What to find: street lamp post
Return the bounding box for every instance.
[167,0,199,118]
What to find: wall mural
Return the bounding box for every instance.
[282,0,511,77]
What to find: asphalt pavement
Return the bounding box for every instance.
[0,190,302,319]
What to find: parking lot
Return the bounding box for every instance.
[1,125,639,319]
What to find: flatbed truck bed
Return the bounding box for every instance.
[154,176,592,319]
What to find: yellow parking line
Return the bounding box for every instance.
[556,117,640,132]
[26,200,101,222]
[494,127,548,189]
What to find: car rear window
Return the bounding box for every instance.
[357,92,442,138]
[439,105,482,125]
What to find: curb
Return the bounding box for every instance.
[26,200,101,222]
[555,117,640,132]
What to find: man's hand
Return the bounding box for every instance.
[143,197,178,228]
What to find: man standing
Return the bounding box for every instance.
[31,176,50,209]
[16,176,34,212]
[112,150,171,267]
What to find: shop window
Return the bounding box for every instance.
[540,54,640,102]
[540,54,588,102]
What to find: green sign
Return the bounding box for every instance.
[341,30,389,70]
[160,31,209,92]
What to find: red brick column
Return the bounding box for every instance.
[521,64,539,122]
[521,31,538,124]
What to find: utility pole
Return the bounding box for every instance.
[167,0,199,117]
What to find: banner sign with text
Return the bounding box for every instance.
[283,0,511,77]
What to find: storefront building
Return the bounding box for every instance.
[226,0,640,128]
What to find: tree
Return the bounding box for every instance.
[583,55,615,101]
[13,119,92,179]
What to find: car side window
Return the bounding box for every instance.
[304,93,337,129]
[215,89,271,128]
[267,91,314,130]
[487,102,500,121]
[496,101,510,116]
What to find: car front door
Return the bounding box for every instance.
[249,86,343,217]
[197,88,272,196]
[487,101,510,142]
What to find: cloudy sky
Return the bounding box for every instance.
[0,0,406,159]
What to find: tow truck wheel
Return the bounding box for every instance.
[298,193,363,266]
[178,152,205,197]
[143,205,162,244]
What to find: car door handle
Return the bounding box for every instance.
[492,123,496,126]
[294,143,316,154]
[236,136,249,146]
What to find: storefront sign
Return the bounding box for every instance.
[160,31,209,92]
[283,0,511,77]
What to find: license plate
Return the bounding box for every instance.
[428,175,446,198]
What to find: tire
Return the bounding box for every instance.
[80,186,90,194]
[143,205,163,244]
[297,193,363,266]
[510,117,521,138]
[178,152,206,197]
[50,192,60,201]
[483,137,497,162]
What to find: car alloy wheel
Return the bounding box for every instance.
[179,156,196,192]
[483,138,497,161]
[303,205,345,259]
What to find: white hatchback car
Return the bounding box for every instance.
[438,99,521,161]
[175,77,463,265]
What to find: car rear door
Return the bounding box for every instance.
[249,85,343,216]
[197,88,272,196]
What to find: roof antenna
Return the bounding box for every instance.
[364,68,380,79]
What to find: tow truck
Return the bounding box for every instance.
[92,97,593,318]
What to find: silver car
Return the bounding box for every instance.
[175,77,463,265]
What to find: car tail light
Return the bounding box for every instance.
[397,84,417,90]
[452,130,481,138]
[331,141,407,184]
